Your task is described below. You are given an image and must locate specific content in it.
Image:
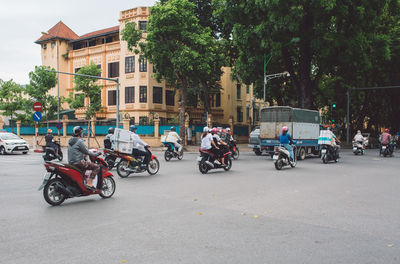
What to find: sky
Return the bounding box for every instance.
[0,0,156,85]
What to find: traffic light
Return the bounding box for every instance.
[331,103,336,123]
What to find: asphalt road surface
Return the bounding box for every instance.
[0,148,399,264]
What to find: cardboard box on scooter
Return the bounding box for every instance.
[114,128,134,154]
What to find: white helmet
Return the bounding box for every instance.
[226,127,231,131]
[203,126,209,133]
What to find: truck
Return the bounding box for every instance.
[258,106,320,160]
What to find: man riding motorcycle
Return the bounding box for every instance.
[279,126,295,165]
[353,130,365,144]
[211,127,228,166]
[380,129,393,154]
[130,125,150,169]
[45,129,60,158]
[68,126,101,189]
[166,126,182,153]
[104,127,115,150]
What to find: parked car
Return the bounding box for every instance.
[0,132,29,155]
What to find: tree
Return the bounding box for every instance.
[26,66,58,127]
[122,0,221,139]
[69,63,102,146]
[0,79,25,133]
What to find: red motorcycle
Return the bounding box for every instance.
[38,149,116,206]
[116,146,160,178]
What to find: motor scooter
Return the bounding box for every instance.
[352,141,364,155]
[38,149,115,206]
[273,144,297,170]
[116,146,160,177]
[42,141,63,161]
[197,147,232,174]
[321,144,339,163]
[162,141,183,161]
[380,144,393,157]
[103,148,122,170]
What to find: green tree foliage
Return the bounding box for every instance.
[122,0,222,138]
[26,66,58,126]
[0,79,25,133]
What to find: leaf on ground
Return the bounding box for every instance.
[253,214,259,218]
[212,194,216,197]
[387,244,393,247]
[122,260,127,263]
[241,212,246,216]
[193,198,198,201]
[195,212,203,215]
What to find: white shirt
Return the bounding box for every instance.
[201,133,213,149]
[166,131,181,143]
[131,132,147,150]
[212,134,221,144]
[354,133,365,142]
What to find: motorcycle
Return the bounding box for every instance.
[42,141,63,161]
[197,147,232,174]
[229,140,240,160]
[103,148,122,170]
[273,144,297,170]
[321,144,339,163]
[116,146,160,177]
[380,144,393,157]
[162,141,183,161]
[38,149,115,206]
[352,141,364,155]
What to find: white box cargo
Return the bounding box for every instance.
[318,130,332,145]
[114,128,134,153]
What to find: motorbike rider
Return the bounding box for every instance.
[327,127,341,159]
[201,126,219,159]
[68,126,101,189]
[353,130,366,149]
[45,129,60,158]
[279,126,295,164]
[104,127,115,149]
[211,127,228,166]
[380,129,392,153]
[129,125,150,169]
[166,126,182,153]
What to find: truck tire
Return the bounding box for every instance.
[298,147,306,160]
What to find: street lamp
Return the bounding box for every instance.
[263,37,300,104]
[263,71,291,107]
[41,31,60,141]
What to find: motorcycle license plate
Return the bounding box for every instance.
[353,147,357,151]
[382,146,386,150]
[272,155,278,160]
[162,147,168,151]
[321,149,327,154]
[38,172,51,191]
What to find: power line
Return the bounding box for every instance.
[351,85,400,90]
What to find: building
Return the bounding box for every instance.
[35,6,262,129]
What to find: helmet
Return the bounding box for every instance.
[72,126,83,137]
[129,125,137,132]
[203,127,209,133]
[385,128,389,132]
[47,129,52,134]
[282,126,289,132]
[170,127,176,132]
[357,130,361,134]
[211,128,218,134]
[108,127,115,134]
[226,127,231,131]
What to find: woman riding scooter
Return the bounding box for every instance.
[279,126,295,165]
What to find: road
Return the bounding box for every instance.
[0,148,399,264]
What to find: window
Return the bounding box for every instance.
[139,86,147,103]
[246,85,250,94]
[139,116,149,125]
[237,107,243,122]
[246,106,250,120]
[139,21,148,32]
[125,56,135,73]
[216,93,221,107]
[74,67,81,73]
[108,62,119,78]
[105,36,113,43]
[43,43,47,49]
[153,86,162,104]
[236,83,241,99]
[88,40,96,47]
[166,90,174,106]
[97,64,101,77]
[139,55,147,72]
[125,86,134,103]
[108,90,116,106]
[51,42,55,48]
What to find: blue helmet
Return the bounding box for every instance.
[129,125,137,132]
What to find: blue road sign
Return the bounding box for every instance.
[33,112,42,122]
[56,122,63,130]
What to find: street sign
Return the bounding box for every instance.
[33,112,42,122]
[33,102,43,112]
[56,122,63,130]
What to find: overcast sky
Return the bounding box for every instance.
[0,0,156,85]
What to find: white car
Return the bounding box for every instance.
[0,132,29,155]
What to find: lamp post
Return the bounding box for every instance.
[41,31,60,141]
[263,37,300,105]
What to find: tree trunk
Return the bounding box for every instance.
[11,116,14,133]
[178,76,188,145]
[201,81,211,113]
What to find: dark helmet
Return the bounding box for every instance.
[170,126,176,132]
[108,127,115,134]
[129,125,137,132]
[72,126,83,137]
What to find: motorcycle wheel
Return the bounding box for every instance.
[232,149,239,160]
[322,155,328,164]
[177,150,183,160]
[147,158,160,175]
[274,158,283,170]
[116,160,131,178]
[223,158,232,171]
[43,178,66,206]
[105,156,115,170]
[99,177,116,198]
[164,151,172,162]
[57,151,63,161]
[199,157,209,174]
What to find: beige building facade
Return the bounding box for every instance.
[35,6,262,128]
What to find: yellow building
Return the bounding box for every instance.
[35,6,262,128]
